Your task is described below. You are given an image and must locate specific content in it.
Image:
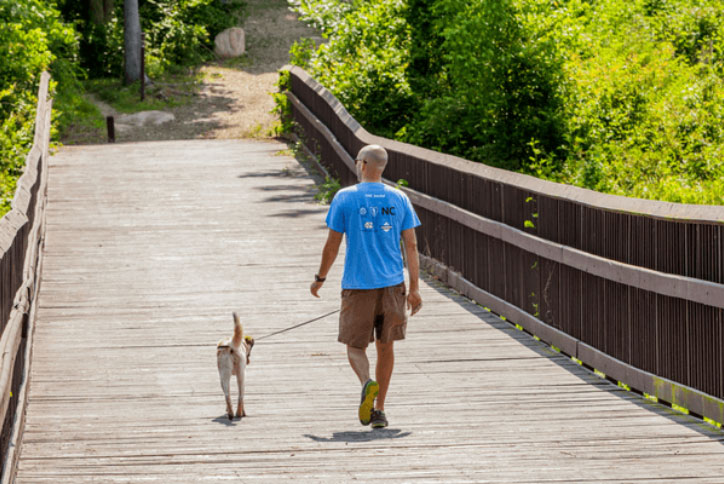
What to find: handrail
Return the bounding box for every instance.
[0,72,52,481]
[284,65,724,426]
[288,66,724,223]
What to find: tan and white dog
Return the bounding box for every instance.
[217,313,254,420]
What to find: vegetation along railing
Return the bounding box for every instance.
[0,72,51,480]
[284,65,724,426]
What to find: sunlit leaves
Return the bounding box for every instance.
[290,0,724,204]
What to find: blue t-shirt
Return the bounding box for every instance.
[326,182,421,289]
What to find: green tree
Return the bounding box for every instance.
[403,0,566,170]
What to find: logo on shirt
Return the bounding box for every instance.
[370,207,378,217]
[359,207,367,216]
[381,206,396,215]
[381,222,392,232]
[364,221,374,230]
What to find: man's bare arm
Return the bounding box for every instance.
[310,229,343,298]
[402,228,422,315]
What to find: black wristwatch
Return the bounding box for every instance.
[314,274,326,282]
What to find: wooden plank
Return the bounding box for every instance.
[13,140,724,483]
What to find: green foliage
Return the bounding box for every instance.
[290,0,724,204]
[271,69,295,136]
[289,37,317,68]
[0,0,80,215]
[58,0,246,78]
[403,0,566,171]
[292,0,416,138]
[535,0,724,203]
[143,0,246,75]
[314,176,341,204]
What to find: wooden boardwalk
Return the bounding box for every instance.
[14,139,724,482]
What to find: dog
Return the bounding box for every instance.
[217,313,254,420]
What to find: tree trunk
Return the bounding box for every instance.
[90,0,105,25]
[104,0,115,20]
[124,0,141,84]
[90,0,114,24]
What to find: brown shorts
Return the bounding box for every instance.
[338,282,407,348]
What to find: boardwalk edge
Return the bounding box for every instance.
[420,254,724,429]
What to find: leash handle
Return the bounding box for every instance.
[255,309,340,342]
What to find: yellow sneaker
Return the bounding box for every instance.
[359,379,379,425]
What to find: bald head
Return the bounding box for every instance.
[356,145,388,171]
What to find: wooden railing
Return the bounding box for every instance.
[0,73,51,480]
[284,66,724,425]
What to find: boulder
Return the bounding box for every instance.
[116,110,175,132]
[214,27,245,59]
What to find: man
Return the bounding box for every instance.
[310,144,422,429]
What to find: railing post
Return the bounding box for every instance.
[106,116,115,143]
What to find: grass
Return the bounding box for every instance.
[56,69,205,144]
[55,86,106,145]
[85,70,203,114]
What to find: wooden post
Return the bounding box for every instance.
[106,116,115,143]
[140,32,146,101]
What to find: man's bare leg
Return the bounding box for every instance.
[348,345,379,425]
[375,340,394,410]
[347,345,370,383]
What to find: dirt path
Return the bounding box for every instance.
[94,0,318,143]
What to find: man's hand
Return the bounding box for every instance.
[407,289,422,316]
[310,280,324,298]
[402,228,422,316]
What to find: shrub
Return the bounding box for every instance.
[58,0,247,79]
[0,0,79,215]
[291,0,415,138]
[402,0,566,171]
[290,0,724,204]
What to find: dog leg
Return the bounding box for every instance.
[218,356,234,420]
[235,362,246,418]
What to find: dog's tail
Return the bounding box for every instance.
[232,312,243,347]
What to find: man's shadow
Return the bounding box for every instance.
[304,429,412,443]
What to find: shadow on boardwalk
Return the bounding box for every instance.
[305,429,413,443]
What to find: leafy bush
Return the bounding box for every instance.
[402,0,566,171]
[534,0,724,203]
[271,69,295,137]
[290,0,724,204]
[291,0,415,138]
[0,0,79,215]
[58,0,246,78]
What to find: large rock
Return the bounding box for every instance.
[214,27,245,59]
[116,110,175,132]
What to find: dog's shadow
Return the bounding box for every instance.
[304,429,412,443]
[212,415,240,427]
